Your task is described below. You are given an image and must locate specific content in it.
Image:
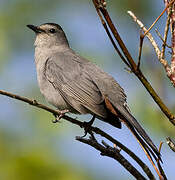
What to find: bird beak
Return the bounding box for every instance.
[27,24,44,33]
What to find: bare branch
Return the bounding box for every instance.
[0,89,155,179]
[144,0,175,36]
[161,6,172,59]
[93,0,175,127]
[128,11,162,64]
[126,11,175,125]
[76,136,147,180]
[128,10,173,81]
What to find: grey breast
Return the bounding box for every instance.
[34,47,72,111]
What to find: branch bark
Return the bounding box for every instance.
[92,0,175,127]
[77,136,147,180]
[0,89,155,179]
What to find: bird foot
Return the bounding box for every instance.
[81,115,96,137]
[52,109,69,123]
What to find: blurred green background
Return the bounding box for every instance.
[0,0,175,179]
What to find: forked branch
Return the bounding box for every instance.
[92,0,175,126]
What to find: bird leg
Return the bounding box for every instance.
[52,109,69,123]
[82,114,96,137]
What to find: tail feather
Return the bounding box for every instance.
[123,120,159,161]
[117,106,161,160]
[104,97,161,161]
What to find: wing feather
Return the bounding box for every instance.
[45,52,106,117]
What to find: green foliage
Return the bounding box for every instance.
[0,129,93,180]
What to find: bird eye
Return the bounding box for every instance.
[49,28,56,33]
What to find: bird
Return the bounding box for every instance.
[27,23,160,161]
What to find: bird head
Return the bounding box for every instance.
[27,23,69,48]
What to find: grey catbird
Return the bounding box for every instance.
[27,23,160,160]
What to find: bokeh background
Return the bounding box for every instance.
[0,0,175,179]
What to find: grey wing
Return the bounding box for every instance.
[85,63,128,109]
[45,52,107,117]
[86,64,160,157]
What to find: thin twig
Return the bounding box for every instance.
[0,90,82,126]
[157,142,167,180]
[161,6,172,59]
[137,32,144,69]
[90,126,155,179]
[128,10,174,84]
[128,6,175,88]
[144,0,175,36]
[92,0,130,67]
[128,11,162,61]
[127,11,175,119]
[155,29,171,49]
[103,22,131,67]
[76,136,147,180]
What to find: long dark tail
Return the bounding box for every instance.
[117,106,161,161]
[104,97,160,161]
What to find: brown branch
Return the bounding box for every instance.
[128,11,162,60]
[0,89,155,179]
[128,11,172,86]
[91,1,172,178]
[92,0,175,126]
[76,136,147,180]
[93,1,130,68]
[88,126,155,179]
[137,32,144,69]
[161,7,171,59]
[129,1,175,94]
[144,0,175,36]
